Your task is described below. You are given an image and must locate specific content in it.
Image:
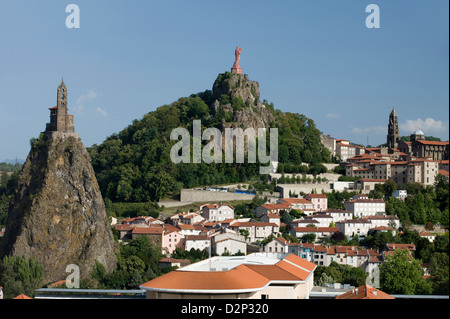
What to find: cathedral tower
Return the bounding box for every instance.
[387,108,400,149]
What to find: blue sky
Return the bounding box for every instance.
[0,0,448,161]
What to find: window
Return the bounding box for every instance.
[261,294,269,299]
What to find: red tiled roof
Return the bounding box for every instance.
[261,203,291,210]
[305,193,328,198]
[386,243,415,251]
[293,226,339,233]
[13,294,32,299]
[232,222,279,228]
[140,253,315,292]
[115,224,132,231]
[132,227,163,234]
[185,235,209,241]
[278,198,313,205]
[416,140,449,146]
[438,170,449,176]
[336,284,394,299]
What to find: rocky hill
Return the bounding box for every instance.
[211,72,275,130]
[0,133,117,284]
[88,71,331,202]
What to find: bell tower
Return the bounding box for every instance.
[57,79,68,110]
[387,108,400,149]
[45,79,75,134]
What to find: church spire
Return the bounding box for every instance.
[387,108,400,149]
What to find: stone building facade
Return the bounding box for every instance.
[398,129,449,161]
[387,108,400,150]
[45,80,76,138]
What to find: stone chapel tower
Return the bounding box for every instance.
[387,108,400,149]
[45,79,75,135]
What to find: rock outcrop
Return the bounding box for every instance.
[0,133,117,284]
[211,72,276,131]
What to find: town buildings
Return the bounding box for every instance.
[322,109,448,190]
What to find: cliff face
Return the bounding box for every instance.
[211,72,276,130]
[0,133,117,284]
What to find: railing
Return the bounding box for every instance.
[34,288,146,299]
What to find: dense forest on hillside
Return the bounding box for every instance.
[87,78,331,203]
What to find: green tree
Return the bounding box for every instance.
[342,265,368,287]
[380,249,432,295]
[0,255,43,299]
[301,233,316,243]
[428,252,449,295]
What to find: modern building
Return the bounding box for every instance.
[140,253,317,299]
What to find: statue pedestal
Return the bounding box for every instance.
[231,66,242,74]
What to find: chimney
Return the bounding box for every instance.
[373,289,378,296]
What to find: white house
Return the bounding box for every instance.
[177,224,202,236]
[291,219,320,228]
[263,237,290,253]
[179,212,205,225]
[260,213,281,226]
[202,203,235,222]
[335,219,372,237]
[392,190,407,199]
[277,198,314,211]
[290,226,339,242]
[419,231,436,242]
[362,215,400,229]
[344,198,385,218]
[254,203,291,218]
[185,235,210,252]
[303,214,333,227]
[322,209,353,223]
[212,232,248,255]
[230,222,279,243]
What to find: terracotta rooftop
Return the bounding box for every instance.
[278,198,313,205]
[416,140,449,146]
[140,253,316,293]
[305,193,328,198]
[336,284,394,299]
[293,226,339,232]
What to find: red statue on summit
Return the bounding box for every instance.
[231,46,242,74]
